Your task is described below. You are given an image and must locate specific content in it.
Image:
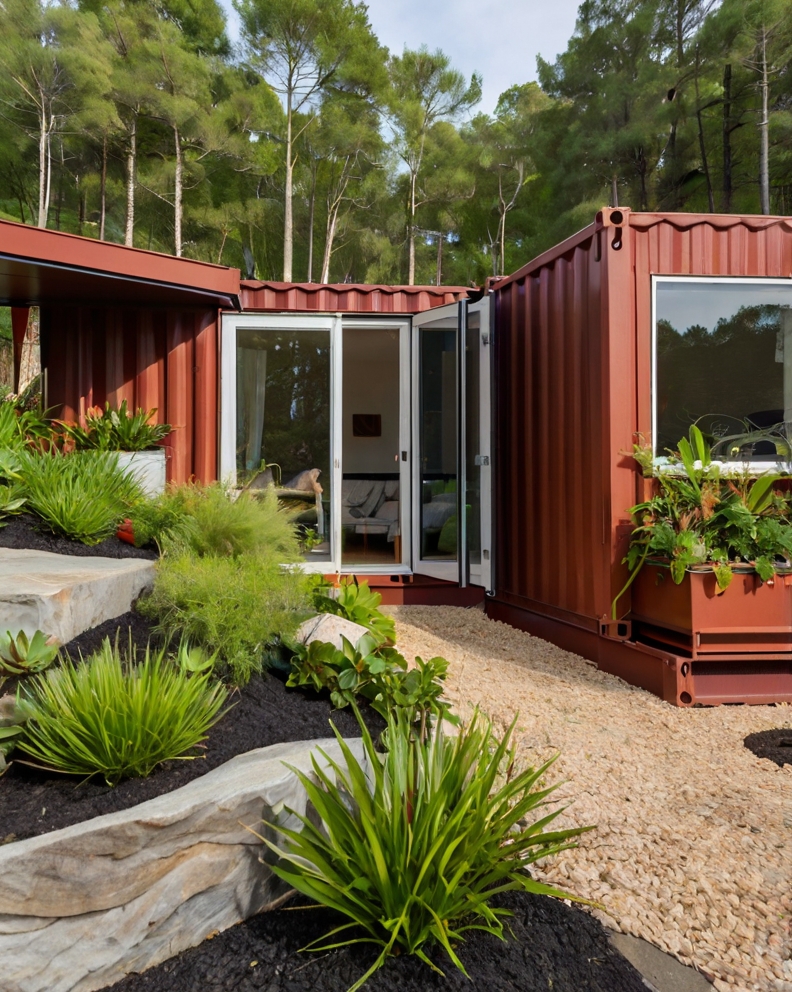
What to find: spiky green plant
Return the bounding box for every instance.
[260,708,593,991]
[15,450,144,544]
[17,638,229,786]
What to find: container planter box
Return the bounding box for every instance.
[630,562,792,658]
[116,449,167,497]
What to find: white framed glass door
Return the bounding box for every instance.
[339,319,411,572]
[411,299,492,588]
[220,313,340,566]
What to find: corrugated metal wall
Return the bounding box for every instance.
[41,305,218,484]
[493,226,612,629]
[492,210,792,633]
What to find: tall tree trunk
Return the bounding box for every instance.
[99,134,107,241]
[307,162,316,282]
[125,118,136,247]
[283,98,294,281]
[407,168,417,286]
[722,63,732,212]
[37,105,47,228]
[321,204,340,284]
[173,125,183,257]
[758,27,770,215]
[694,47,715,213]
[611,174,619,207]
[44,128,53,227]
[435,232,443,286]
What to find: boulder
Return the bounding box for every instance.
[0,737,365,992]
[295,613,370,650]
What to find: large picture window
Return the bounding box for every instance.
[653,277,792,466]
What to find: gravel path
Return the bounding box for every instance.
[389,606,792,992]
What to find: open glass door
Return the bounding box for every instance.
[412,298,492,588]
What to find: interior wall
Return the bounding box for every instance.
[342,326,400,474]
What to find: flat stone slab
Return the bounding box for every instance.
[0,737,366,992]
[0,548,154,644]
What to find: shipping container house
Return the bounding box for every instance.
[2,210,792,704]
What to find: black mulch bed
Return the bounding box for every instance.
[104,889,647,992]
[0,612,385,843]
[0,513,157,560]
[744,728,792,767]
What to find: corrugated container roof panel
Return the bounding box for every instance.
[239,281,471,313]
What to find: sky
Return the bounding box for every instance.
[657,282,792,334]
[219,0,582,115]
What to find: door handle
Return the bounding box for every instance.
[474,454,489,466]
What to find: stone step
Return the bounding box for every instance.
[0,548,155,645]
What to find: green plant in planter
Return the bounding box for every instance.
[259,707,592,992]
[15,449,144,544]
[614,425,792,616]
[16,638,229,786]
[312,577,396,644]
[0,630,59,688]
[54,400,171,451]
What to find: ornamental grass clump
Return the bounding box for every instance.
[15,449,144,544]
[262,708,592,991]
[17,639,229,786]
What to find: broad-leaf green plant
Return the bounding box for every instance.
[613,425,792,616]
[288,638,456,733]
[312,577,396,644]
[0,693,29,776]
[287,633,402,710]
[258,708,592,991]
[17,638,229,786]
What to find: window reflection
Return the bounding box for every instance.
[236,328,331,561]
[655,280,792,462]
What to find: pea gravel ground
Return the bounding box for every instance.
[388,606,792,992]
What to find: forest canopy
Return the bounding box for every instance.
[0,0,788,286]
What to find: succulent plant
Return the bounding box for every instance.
[0,630,60,684]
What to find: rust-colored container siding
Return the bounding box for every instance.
[42,305,219,484]
[240,281,469,313]
[489,209,792,705]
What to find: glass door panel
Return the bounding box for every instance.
[465,298,491,591]
[235,326,333,562]
[412,305,459,582]
[341,325,404,567]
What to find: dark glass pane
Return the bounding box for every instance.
[656,282,792,461]
[419,325,457,561]
[236,328,331,561]
[465,312,481,568]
